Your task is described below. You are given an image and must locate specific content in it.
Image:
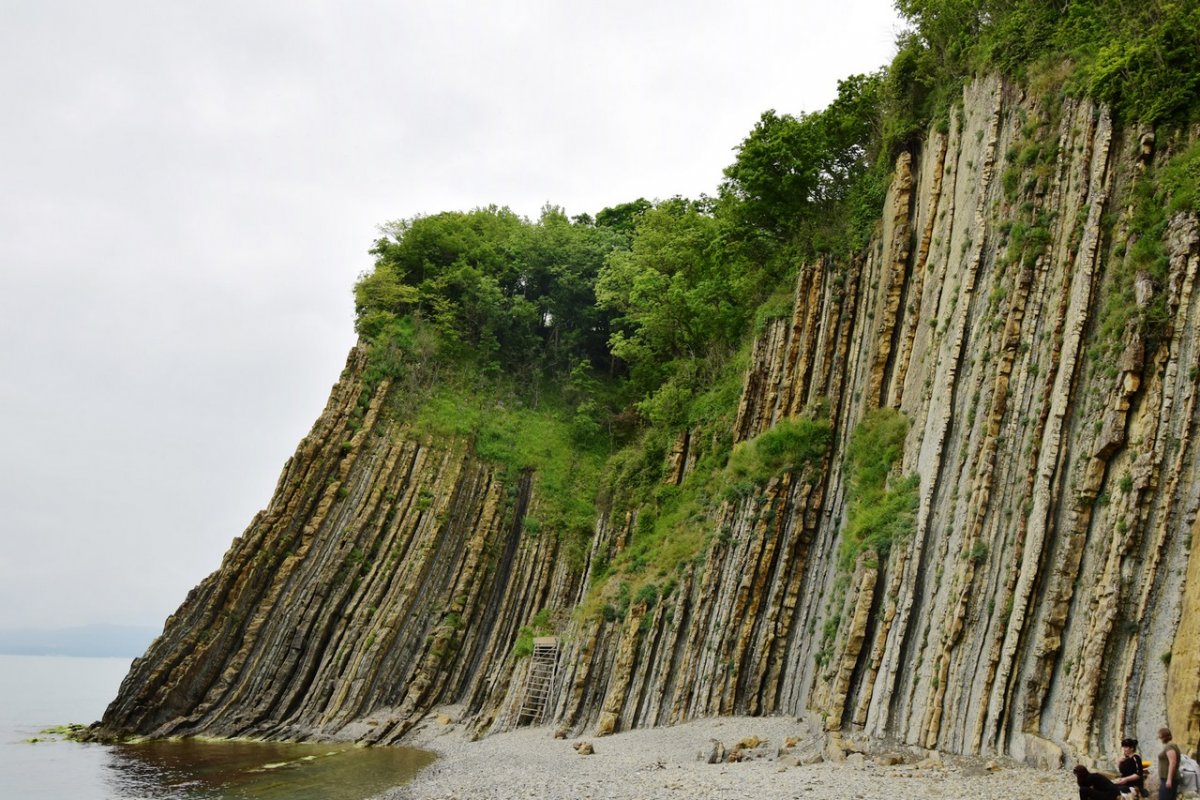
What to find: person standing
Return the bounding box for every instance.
[1158,727,1181,800]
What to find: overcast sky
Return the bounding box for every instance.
[0,1,903,632]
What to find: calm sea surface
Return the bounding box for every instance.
[0,655,434,799]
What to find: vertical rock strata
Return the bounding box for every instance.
[99,76,1200,762]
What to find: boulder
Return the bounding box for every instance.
[595,711,617,737]
[1023,734,1065,770]
[700,739,727,764]
[824,733,850,763]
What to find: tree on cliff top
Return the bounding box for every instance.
[895,0,1200,124]
[356,205,625,380]
[720,72,885,256]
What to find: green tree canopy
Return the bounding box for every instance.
[355,205,627,377]
[595,197,749,396]
[720,73,884,252]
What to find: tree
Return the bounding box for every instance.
[595,198,652,236]
[356,205,626,376]
[721,73,883,250]
[596,198,747,394]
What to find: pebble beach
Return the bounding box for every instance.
[381,713,1078,800]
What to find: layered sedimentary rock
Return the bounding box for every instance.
[98,76,1200,763]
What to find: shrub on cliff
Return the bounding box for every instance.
[725,417,833,489]
[840,408,919,569]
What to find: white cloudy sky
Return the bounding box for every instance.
[0,1,902,631]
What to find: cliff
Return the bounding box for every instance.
[97,75,1200,765]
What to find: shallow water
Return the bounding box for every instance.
[1,654,433,800]
[102,738,435,800]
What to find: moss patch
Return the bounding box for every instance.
[839,408,918,569]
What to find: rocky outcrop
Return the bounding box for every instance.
[99,348,583,744]
[97,75,1200,764]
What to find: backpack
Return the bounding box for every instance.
[1179,752,1200,795]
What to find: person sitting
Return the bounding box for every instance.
[1114,738,1147,797]
[1076,764,1122,800]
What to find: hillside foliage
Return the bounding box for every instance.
[350,0,1200,598]
[894,0,1200,128]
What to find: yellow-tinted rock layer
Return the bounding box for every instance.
[99,76,1200,763]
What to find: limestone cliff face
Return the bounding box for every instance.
[101,349,582,744]
[99,76,1200,763]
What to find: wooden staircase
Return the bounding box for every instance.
[516,636,559,726]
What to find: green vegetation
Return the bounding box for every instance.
[1158,140,1200,215]
[968,540,989,564]
[26,724,87,744]
[597,197,748,397]
[725,417,832,491]
[410,379,610,569]
[513,608,557,659]
[721,72,891,258]
[893,0,1200,127]
[347,0,1199,627]
[839,409,919,569]
[1091,140,1200,367]
[582,396,832,622]
[358,205,625,379]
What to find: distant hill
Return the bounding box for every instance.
[0,625,158,657]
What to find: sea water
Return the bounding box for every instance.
[0,655,433,799]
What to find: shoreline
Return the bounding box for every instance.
[380,713,1077,800]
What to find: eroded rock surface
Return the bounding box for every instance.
[97,76,1200,763]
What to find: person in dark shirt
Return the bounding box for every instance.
[1115,738,1147,797]
[1076,764,1122,800]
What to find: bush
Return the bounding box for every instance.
[840,409,918,569]
[726,417,833,486]
[512,608,557,659]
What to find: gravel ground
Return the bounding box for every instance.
[377,712,1076,800]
